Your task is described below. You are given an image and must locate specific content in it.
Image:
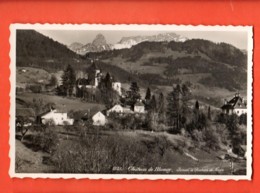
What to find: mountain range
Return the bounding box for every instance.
[68,32,189,55]
[16,30,247,95]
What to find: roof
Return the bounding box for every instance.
[38,108,67,117]
[16,108,35,117]
[240,145,247,151]
[81,108,106,120]
[221,94,247,110]
[92,111,106,118]
[108,104,123,111]
[123,107,134,114]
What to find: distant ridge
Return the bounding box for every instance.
[68,32,188,55]
[112,32,188,50]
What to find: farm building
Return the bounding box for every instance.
[92,111,106,126]
[107,104,124,116]
[107,104,136,116]
[39,108,74,125]
[221,93,247,116]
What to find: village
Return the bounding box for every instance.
[16,62,247,129]
[16,60,249,176]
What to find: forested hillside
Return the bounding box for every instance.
[16,30,247,91]
[88,39,247,91]
[16,30,84,71]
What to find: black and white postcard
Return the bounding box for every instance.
[9,24,253,180]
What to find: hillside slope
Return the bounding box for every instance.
[16,30,247,92]
[16,30,83,72]
[88,40,247,91]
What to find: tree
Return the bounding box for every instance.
[150,95,157,112]
[225,114,245,153]
[145,87,151,101]
[208,106,212,121]
[104,73,112,89]
[102,89,120,109]
[99,73,120,108]
[16,116,31,141]
[157,92,166,124]
[195,100,200,110]
[56,85,67,96]
[128,82,141,106]
[158,92,165,112]
[61,64,76,96]
[166,84,192,133]
[147,111,159,131]
[49,75,58,87]
[239,114,247,125]
[167,85,183,132]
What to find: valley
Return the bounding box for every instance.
[14,29,248,175]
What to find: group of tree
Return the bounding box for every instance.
[98,72,120,108]
[56,64,121,108]
[166,84,191,133]
[56,64,76,96]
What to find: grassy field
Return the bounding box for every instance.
[17,67,51,85]
[16,139,54,173]
[16,92,105,113]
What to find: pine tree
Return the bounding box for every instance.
[195,100,200,110]
[208,106,212,121]
[49,75,58,87]
[61,64,76,96]
[104,72,112,89]
[167,85,182,132]
[129,82,141,105]
[145,87,151,101]
[157,92,166,124]
[150,95,157,111]
[158,92,165,112]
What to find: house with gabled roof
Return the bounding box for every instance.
[134,100,145,113]
[92,111,106,126]
[221,93,247,116]
[107,104,124,116]
[39,108,74,125]
[81,108,107,126]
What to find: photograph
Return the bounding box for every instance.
[9,24,253,180]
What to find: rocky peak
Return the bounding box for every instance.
[92,34,107,46]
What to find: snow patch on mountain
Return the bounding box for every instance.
[112,33,188,50]
[68,32,189,55]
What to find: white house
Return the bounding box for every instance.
[41,109,74,125]
[107,104,124,116]
[92,111,106,126]
[112,82,122,96]
[221,93,247,116]
[134,101,145,113]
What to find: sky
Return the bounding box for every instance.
[37,29,248,50]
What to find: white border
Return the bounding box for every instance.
[9,24,253,180]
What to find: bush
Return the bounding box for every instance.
[51,134,160,174]
[27,84,42,93]
[32,128,59,153]
[239,113,247,125]
[203,126,221,151]
[214,123,230,146]
[189,124,225,151]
